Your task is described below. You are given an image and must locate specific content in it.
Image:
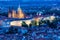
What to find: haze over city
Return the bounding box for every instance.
[0,0,60,13]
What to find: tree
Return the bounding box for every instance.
[22,21,28,27]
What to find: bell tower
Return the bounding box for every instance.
[17,5,25,18]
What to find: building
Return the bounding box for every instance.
[8,5,25,19]
[17,5,25,18]
[12,10,17,18]
[8,10,12,18]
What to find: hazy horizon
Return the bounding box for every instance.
[0,0,60,13]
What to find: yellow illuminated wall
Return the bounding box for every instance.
[8,5,25,18]
[17,5,25,18]
[12,10,17,18]
[10,21,22,26]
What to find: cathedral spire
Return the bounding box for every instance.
[17,4,25,18]
[18,4,21,11]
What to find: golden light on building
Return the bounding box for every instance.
[10,21,22,26]
[12,10,17,18]
[8,5,25,19]
[17,5,25,18]
[50,16,55,21]
[34,17,40,26]
[25,20,31,26]
[34,17,40,22]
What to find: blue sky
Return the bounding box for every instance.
[0,0,60,1]
[0,0,60,13]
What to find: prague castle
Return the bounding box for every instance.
[8,5,25,18]
[8,5,33,26]
[8,5,41,27]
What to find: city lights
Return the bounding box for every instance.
[50,16,55,21]
[0,0,60,40]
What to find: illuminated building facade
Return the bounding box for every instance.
[12,10,17,18]
[8,5,25,18]
[17,5,25,18]
[8,5,42,27]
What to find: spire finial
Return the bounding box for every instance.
[18,4,21,10]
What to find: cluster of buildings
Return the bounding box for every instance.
[0,5,56,27]
[8,5,25,18]
[7,5,41,27]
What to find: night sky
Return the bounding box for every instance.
[0,0,60,13]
